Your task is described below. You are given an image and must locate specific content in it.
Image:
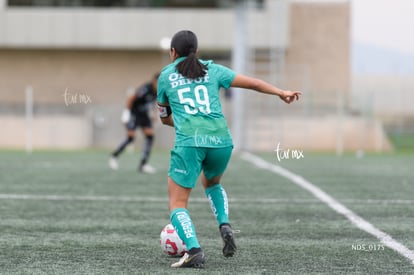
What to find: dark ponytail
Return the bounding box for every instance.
[170,30,207,79]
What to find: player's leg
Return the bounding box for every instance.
[202,146,236,257]
[109,126,136,170]
[112,129,135,158]
[169,178,201,252]
[169,179,205,268]
[138,126,155,173]
[202,146,233,225]
[113,115,137,158]
[136,114,156,173]
[168,147,205,268]
[203,173,228,224]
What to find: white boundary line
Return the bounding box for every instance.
[0,194,168,202]
[240,152,414,265]
[1,194,414,205]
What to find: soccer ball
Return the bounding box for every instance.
[160,224,187,257]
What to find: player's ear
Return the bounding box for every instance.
[170,48,178,60]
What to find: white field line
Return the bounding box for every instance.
[0,194,169,202]
[0,193,414,205]
[240,152,414,265]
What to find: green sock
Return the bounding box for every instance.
[170,208,200,250]
[205,184,229,225]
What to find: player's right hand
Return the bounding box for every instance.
[121,109,131,123]
[279,90,302,104]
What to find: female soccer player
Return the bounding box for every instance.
[157,30,301,268]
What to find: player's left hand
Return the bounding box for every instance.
[279,90,302,104]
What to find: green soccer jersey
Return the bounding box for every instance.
[157,57,236,148]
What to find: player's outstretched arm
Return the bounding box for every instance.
[230,74,302,104]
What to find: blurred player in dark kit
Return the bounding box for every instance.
[109,73,159,173]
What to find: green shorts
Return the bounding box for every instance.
[168,146,233,188]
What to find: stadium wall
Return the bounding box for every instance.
[285,1,351,102]
[0,2,289,50]
[0,49,170,149]
[0,49,162,105]
[0,0,388,152]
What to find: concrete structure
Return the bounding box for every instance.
[0,1,289,50]
[1,0,388,152]
[286,1,350,102]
